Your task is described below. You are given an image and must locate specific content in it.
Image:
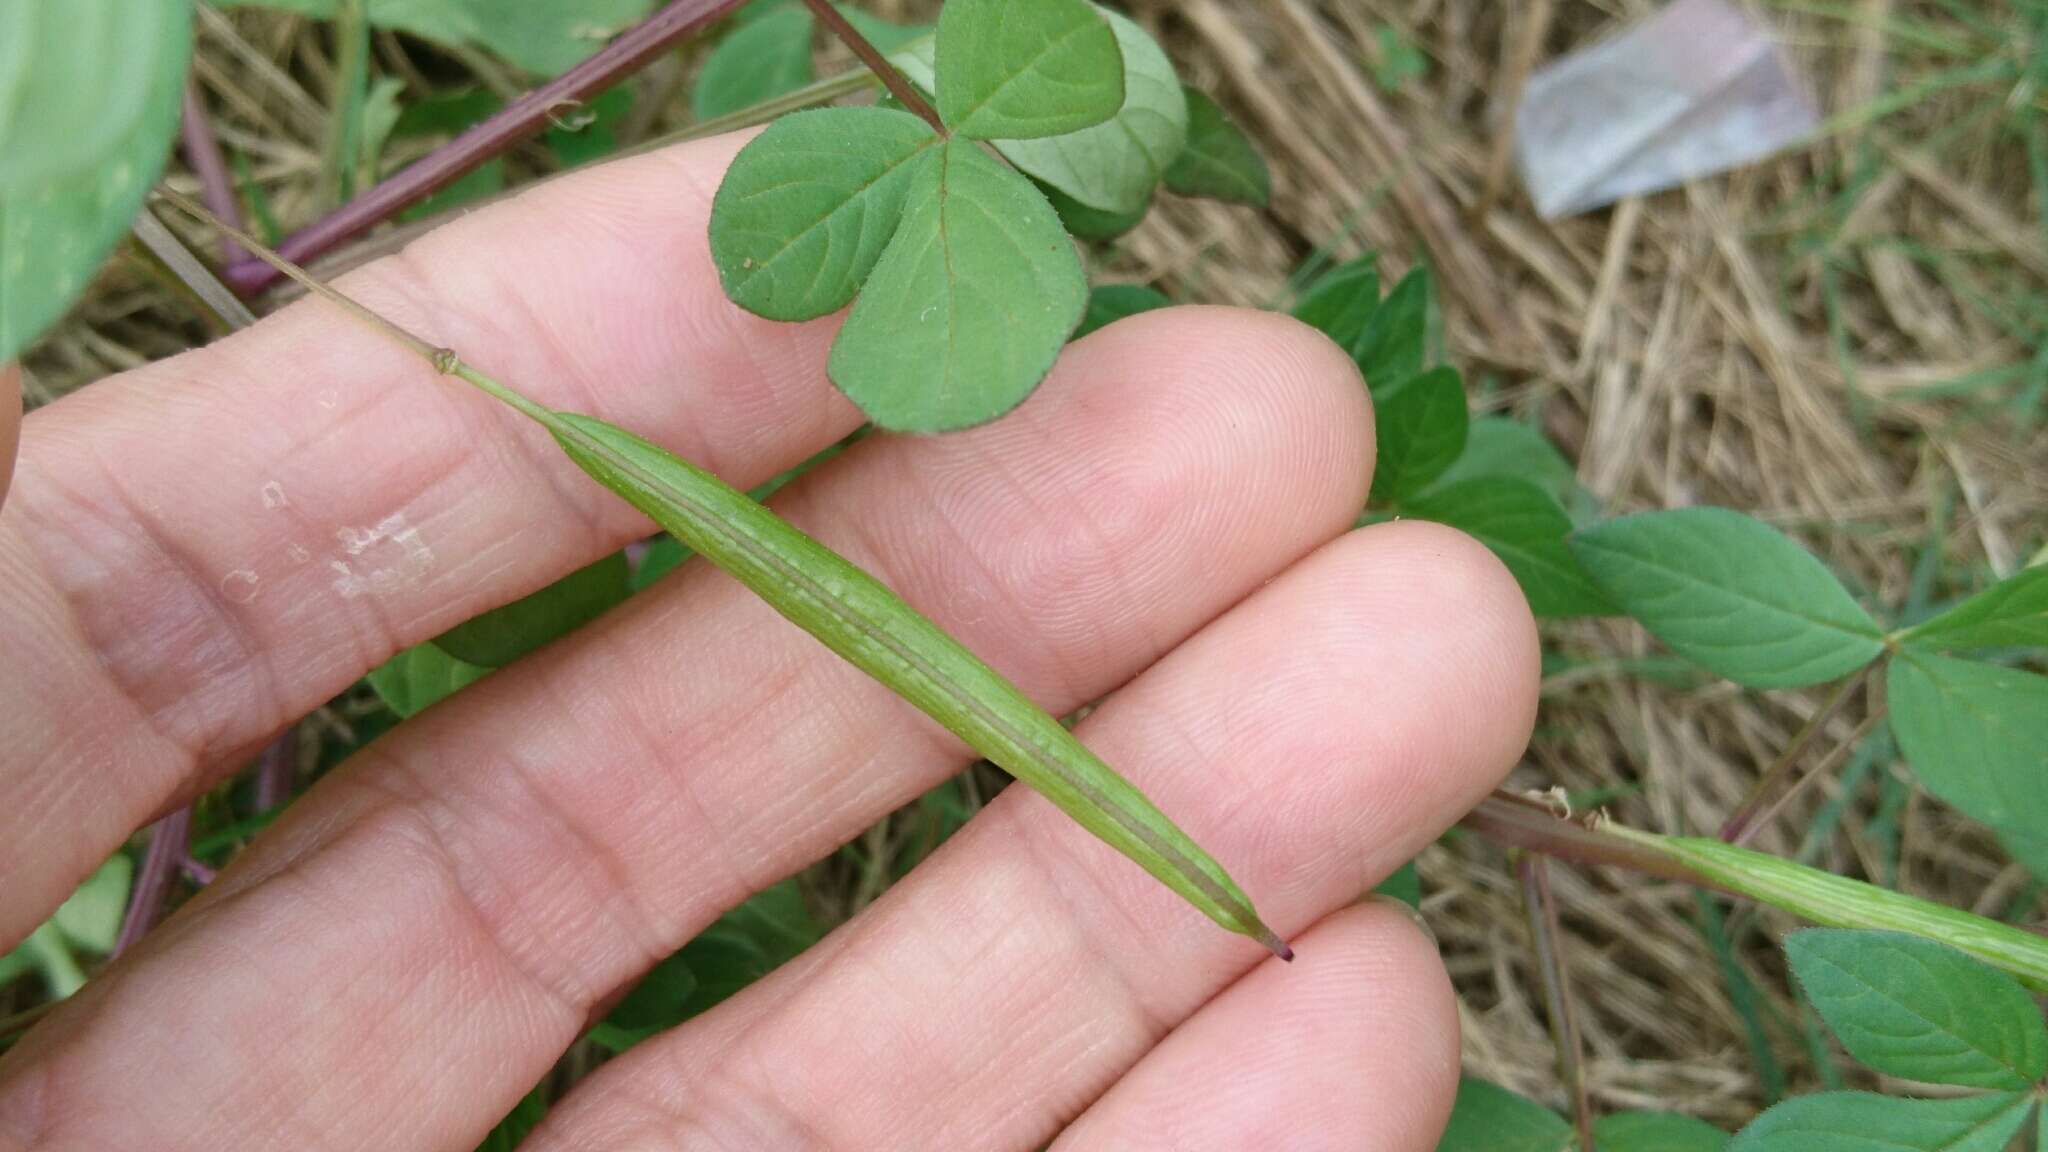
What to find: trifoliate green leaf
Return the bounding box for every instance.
[1164,87,1270,206]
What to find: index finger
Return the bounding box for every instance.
[0,132,857,948]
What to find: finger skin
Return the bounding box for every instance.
[0,309,1373,1152]
[0,362,17,510]
[1053,901,1460,1152]
[0,131,857,949]
[526,522,1539,1152]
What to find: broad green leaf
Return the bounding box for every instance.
[1291,256,1379,351]
[1421,418,1582,508]
[1729,1091,2031,1152]
[1787,929,2047,1089]
[1078,283,1171,338]
[1354,266,1431,393]
[0,1,182,191]
[1042,179,1150,242]
[709,106,939,322]
[829,140,1087,432]
[1369,366,1468,504]
[1569,509,1886,688]
[1164,87,1271,206]
[1407,478,1615,618]
[899,11,1185,214]
[838,8,931,53]
[436,553,631,668]
[542,409,1281,949]
[1595,1112,1729,1152]
[1899,567,2048,652]
[692,4,814,122]
[935,0,1123,140]
[1887,653,2048,872]
[367,642,491,719]
[1436,1079,1573,1152]
[0,0,190,362]
[51,855,134,955]
[222,0,657,76]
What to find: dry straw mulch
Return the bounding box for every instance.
[22,0,2047,1129]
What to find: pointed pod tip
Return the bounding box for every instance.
[1257,928,1295,963]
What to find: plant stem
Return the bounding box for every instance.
[227,0,753,294]
[1519,855,1593,1152]
[131,210,259,333]
[179,81,246,267]
[1719,662,1876,843]
[801,0,947,135]
[112,807,192,959]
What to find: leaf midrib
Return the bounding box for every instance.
[950,18,1111,133]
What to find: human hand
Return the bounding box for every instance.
[0,134,1538,1150]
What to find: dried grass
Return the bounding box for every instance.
[20,0,2048,1128]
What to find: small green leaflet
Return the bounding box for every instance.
[1041,178,1150,242]
[1898,567,2048,652]
[1594,1112,1730,1152]
[1077,283,1172,338]
[1420,418,1584,511]
[1164,87,1271,206]
[435,552,632,668]
[1291,255,1379,351]
[829,139,1087,432]
[709,107,939,322]
[1786,929,2048,1090]
[1569,509,1886,688]
[1369,366,1468,504]
[1407,477,1615,618]
[0,0,191,362]
[1353,266,1431,393]
[367,642,492,719]
[1887,652,2048,877]
[935,0,1123,140]
[693,4,817,121]
[220,0,656,76]
[1435,1079,1573,1152]
[1728,1091,2032,1152]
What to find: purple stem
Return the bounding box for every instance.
[225,0,750,293]
[180,81,247,268]
[254,728,296,813]
[111,808,192,959]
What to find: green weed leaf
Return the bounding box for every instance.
[595,881,817,1052]
[1407,477,1615,618]
[1887,652,2048,878]
[1291,256,1379,351]
[1164,87,1271,206]
[49,855,134,956]
[1421,418,1583,510]
[1595,1112,1730,1152]
[1729,1091,2031,1152]
[1569,509,1885,688]
[935,0,1123,140]
[829,139,1087,432]
[367,642,491,719]
[539,409,1280,949]
[1041,179,1150,242]
[693,4,815,121]
[0,0,191,362]
[435,552,632,668]
[1078,284,1171,339]
[709,106,938,322]
[1369,366,1468,503]
[1787,929,2047,1090]
[1899,567,2048,652]
[1436,1079,1572,1152]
